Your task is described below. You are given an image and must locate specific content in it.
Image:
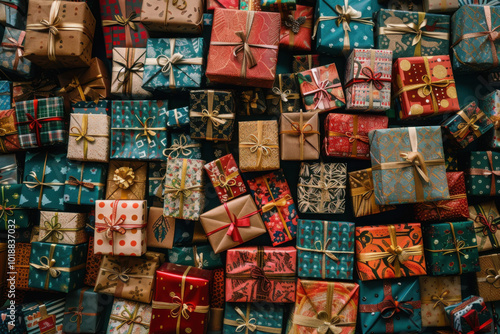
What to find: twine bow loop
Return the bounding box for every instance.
[170,295,195,320]
[68,306,84,323]
[486,268,500,288]
[97,213,126,239]
[67,176,95,190]
[42,215,64,241]
[361,67,384,90]
[135,115,157,144]
[334,5,352,29]
[284,15,306,34]
[476,214,498,235]
[114,12,138,30]
[386,244,409,264]
[344,131,369,144]
[107,266,132,282]
[315,239,339,261]
[431,290,451,309]
[201,108,226,127]
[34,256,61,278]
[156,53,184,75]
[234,306,257,332]
[113,167,135,189]
[272,87,291,104]
[455,114,480,139]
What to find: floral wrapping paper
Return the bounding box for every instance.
[0,184,29,230]
[62,287,102,333]
[148,161,165,208]
[67,113,110,163]
[168,244,223,270]
[84,236,102,287]
[239,120,280,172]
[420,275,462,327]
[38,211,87,245]
[0,27,33,78]
[0,109,21,153]
[63,162,106,206]
[445,296,493,333]
[356,223,426,281]
[0,306,26,334]
[480,90,500,149]
[223,302,284,334]
[105,160,147,200]
[477,254,500,302]
[297,220,355,280]
[237,88,267,115]
[471,201,500,252]
[280,5,312,51]
[292,54,320,73]
[369,126,449,205]
[28,242,87,292]
[266,73,302,115]
[166,106,189,129]
[164,133,202,159]
[208,0,239,9]
[140,0,204,34]
[423,221,480,275]
[225,246,297,303]
[22,298,65,334]
[247,170,298,246]
[414,172,469,222]
[72,100,110,115]
[107,298,152,334]
[280,112,320,161]
[467,151,500,196]
[0,154,18,184]
[206,9,281,88]
[204,153,246,203]
[111,48,153,99]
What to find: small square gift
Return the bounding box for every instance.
[111,48,153,99]
[83,236,101,287]
[0,109,21,153]
[296,220,355,280]
[280,112,320,161]
[423,221,480,275]
[356,223,426,281]
[266,73,301,115]
[63,287,103,333]
[376,9,450,58]
[163,133,202,159]
[223,303,284,334]
[420,275,462,327]
[165,106,189,129]
[0,27,33,78]
[72,100,109,115]
[345,49,393,111]
[237,88,267,115]
[206,9,281,88]
[471,200,500,252]
[67,113,110,163]
[28,242,87,292]
[168,244,223,270]
[15,97,66,149]
[467,151,500,196]
[297,63,346,113]
[140,0,204,34]
[200,194,267,254]
[280,5,312,51]
[239,120,280,172]
[142,38,204,92]
[477,254,500,302]
[0,154,18,184]
[314,0,374,56]
[0,185,29,230]
[148,161,165,207]
[189,90,235,141]
[107,298,152,334]
[414,171,469,222]
[94,200,147,256]
[38,211,87,245]
[64,162,107,206]
[393,56,460,119]
[290,280,359,334]
[204,153,246,203]
[105,161,147,200]
[247,170,298,245]
[226,246,296,303]
[208,0,239,10]
[163,157,205,221]
[25,0,96,68]
[292,54,319,73]
[22,299,66,334]
[445,296,493,333]
[150,263,211,333]
[369,126,449,205]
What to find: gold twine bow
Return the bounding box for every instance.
[280,111,320,160]
[260,178,293,241]
[40,214,64,242]
[70,114,102,160]
[113,167,135,190]
[223,304,281,334]
[157,53,185,74]
[431,290,452,309]
[111,304,150,331]
[163,134,201,158]
[105,266,132,283]
[327,115,367,158]
[201,108,227,127]
[350,173,378,217]
[272,87,291,103]
[102,11,138,31]
[31,255,60,278]
[189,90,235,140]
[134,115,156,144]
[381,18,449,47]
[452,109,485,140]
[240,121,279,170]
[486,268,500,288]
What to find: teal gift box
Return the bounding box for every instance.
[142,38,204,92]
[63,161,107,206]
[110,100,168,160]
[467,151,500,196]
[314,0,374,56]
[164,133,202,159]
[358,277,422,334]
[20,151,68,211]
[261,0,295,11]
[63,287,104,333]
[452,5,500,73]
[28,242,87,292]
[71,100,110,115]
[296,220,355,280]
[22,298,66,334]
[376,9,450,58]
[168,244,223,270]
[369,126,449,205]
[148,161,165,207]
[0,0,26,30]
[0,81,11,110]
[0,305,26,334]
[0,184,29,230]
[166,106,190,129]
[480,90,500,149]
[0,27,33,78]
[223,302,284,334]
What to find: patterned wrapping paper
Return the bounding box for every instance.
[424,0,459,12]
[225,246,296,303]
[38,211,87,245]
[290,280,359,334]
[0,81,11,111]
[480,90,500,149]
[163,157,205,221]
[247,170,298,246]
[140,0,204,34]
[237,88,267,115]
[166,106,189,129]
[369,126,449,205]
[414,172,469,222]
[99,0,148,59]
[0,27,33,78]
[0,305,26,334]
[24,0,96,68]
[358,277,422,334]
[0,0,26,30]
[261,0,295,11]
[22,299,66,334]
[20,152,68,211]
[147,207,175,249]
[168,244,223,270]
[356,223,426,281]
[206,9,281,88]
[211,268,225,309]
[164,133,202,159]
[111,48,153,99]
[204,153,246,203]
[239,120,280,172]
[420,275,462,327]
[72,100,110,115]
[67,113,110,163]
[488,302,500,334]
[15,97,66,149]
[13,243,34,291]
[208,0,239,9]
[84,236,102,287]
[223,302,284,334]
[298,63,346,113]
[467,151,500,196]
[64,161,107,206]
[28,242,87,292]
[471,201,500,252]
[0,109,20,154]
[280,5,312,51]
[266,73,302,114]
[296,220,355,280]
[376,9,450,58]
[0,185,29,230]
[107,298,152,334]
[478,254,500,302]
[62,287,102,333]
[0,154,18,184]
[445,143,460,172]
[393,56,460,119]
[105,160,147,200]
[314,0,374,56]
[94,200,147,256]
[151,263,211,334]
[189,90,236,141]
[292,54,319,73]
[280,112,320,161]
[445,296,493,333]
[324,113,388,159]
[240,0,261,9]
[148,161,165,207]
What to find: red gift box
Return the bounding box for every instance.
[280,5,313,51]
[204,154,246,203]
[208,0,239,10]
[206,9,281,88]
[150,263,211,334]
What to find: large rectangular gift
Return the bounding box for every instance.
[62,287,103,334]
[445,296,493,333]
[420,275,462,327]
[471,200,500,252]
[280,112,320,161]
[204,153,246,203]
[266,73,301,115]
[64,161,107,206]
[105,161,147,200]
[38,211,87,245]
[467,151,500,196]
[67,113,110,163]
[0,184,29,230]
[140,0,204,34]
[0,109,21,153]
[111,48,153,99]
[107,298,152,334]
[239,120,280,172]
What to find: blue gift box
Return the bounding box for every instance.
[63,161,107,206]
[0,0,26,30]
[63,287,104,333]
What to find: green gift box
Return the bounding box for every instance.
[423,221,480,276]
[148,161,165,208]
[63,161,107,206]
[467,151,500,196]
[166,106,190,129]
[168,244,223,270]
[71,100,110,115]
[63,287,103,333]
[0,184,29,230]
[223,302,284,334]
[28,242,87,292]
[265,73,302,115]
[20,151,68,210]
[163,133,202,159]
[0,27,34,78]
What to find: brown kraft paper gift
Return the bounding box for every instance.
[280,111,319,161]
[105,161,147,200]
[140,0,204,34]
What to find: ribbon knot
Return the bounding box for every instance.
[361,67,384,90]
[490,30,500,41]
[284,15,306,34]
[386,245,409,264]
[157,53,185,75]
[67,176,95,190]
[41,215,64,241]
[0,203,14,220]
[344,131,369,144]
[218,174,237,192]
[316,312,343,334]
[35,256,61,278]
[379,298,415,319]
[96,211,126,239]
[25,171,55,189]
[70,124,95,143]
[106,266,132,283]
[163,134,199,158]
[135,115,157,144]
[113,167,135,190]
[476,213,498,235]
[40,16,61,37]
[224,202,252,243]
[314,240,339,262]
[201,108,227,127]
[68,306,84,323]
[271,87,291,103]
[334,5,353,28]
[249,265,271,292]
[314,80,333,108]
[455,114,481,139]
[170,295,195,320]
[114,12,138,30]
[400,151,430,183]
[442,239,467,256]
[26,113,42,132]
[486,268,500,288]
[235,310,257,332]
[431,290,451,309]
[233,30,257,69]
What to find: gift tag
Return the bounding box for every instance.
[38,314,56,334]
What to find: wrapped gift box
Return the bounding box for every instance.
[370,126,449,205]
[266,73,301,115]
[247,170,298,246]
[146,207,175,249]
[12,77,58,103]
[67,113,110,163]
[223,303,283,334]
[168,244,223,270]
[12,243,32,291]
[297,220,355,280]
[359,277,421,334]
[22,299,65,334]
[261,0,295,11]
[151,263,211,333]
[356,223,426,280]
[0,109,20,153]
[15,97,66,149]
[166,106,189,129]
[111,48,153,99]
[240,0,261,9]
[200,194,267,253]
[204,153,246,203]
[107,298,152,334]
[63,287,103,333]
[471,201,500,252]
[28,242,87,292]
[414,171,469,222]
[420,275,462,327]
[0,0,26,30]
[481,90,500,149]
[64,162,107,206]
[345,49,393,111]
[226,246,296,303]
[0,154,18,184]
[140,0,204,34]
[164,133,202,159]
[206,9,280,88]
[280,112,319,161]
[94,200,147,256]
[239,120,279,172]
[208,0,239,9]
[105,161,147,200]
[0,184,29,230]
[148,161,165,207]
[0,305,26,334]
[376,9,450,58]
[237,88,267,115]
[20,152,68,210]
[0,27,33,78]
[72,100,110,115]
[424,0,458,12]
[38,211,87,245]
[445,296,493,333]
[84,236,101,287]
[189,90,235,141]
[477,254,500,302]
[0,81,11,111]
[292,54,319,73]
[467,151,500,196]
[280,5,312,51]
[423,221,480,275]
[25,0,95,68]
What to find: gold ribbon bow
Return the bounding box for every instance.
[223,304,282,334]
[189,90,235,140]
[40,214,64,242]
[381,18,449,47]
[102,11,138,31]
[163,134,201,158]
[113,167,135,190]
[328,115,367,158]
[105,266,132,282]
[59,74,104,103]
[239,121,279,170]
[431,290,452,309]
[69,114,108,160]
[111,304,150,332]
[452,110,485,140]
[135,115,157,144]
[486,268,500,288]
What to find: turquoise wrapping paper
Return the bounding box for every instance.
[64,161,106,206]
[168,244,223,269]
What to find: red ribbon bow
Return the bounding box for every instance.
[361,67,384,91]
[378,298,415,319]
[463,308,493,334]
[95,201,126,239]
[1,30,25,71]
[224,202,251,243]
[476,213,498,235]
[313,80,333,109]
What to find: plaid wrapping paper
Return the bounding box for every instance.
[0,109,21,153]
[0,27,33,78]
[15,97,66,149]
